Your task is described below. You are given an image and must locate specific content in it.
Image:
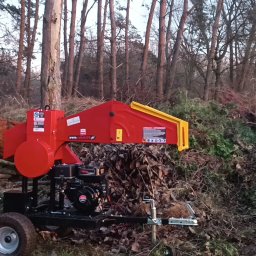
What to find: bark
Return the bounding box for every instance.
[97,0,102,98]
[125,0,130,95]
[109,0,117,99]
[156,0,167,100]
[63,0,68,95]
[238,22,256,91]
[67,0,77,97]
[74,0,96,95]
[138,0,157,88]
[97,0,105,99]
[226,1,235,85]
[74,0,89,96]
[165,0,175,87]
[214,1,236,96]
[41,0,62,109]
[204,0,224,101]
[229,38,234,85]
[166,0,189,100]
[24,0,31,100]
[16,0,26,93]
[97,0,108,98]
[24,0,39,102]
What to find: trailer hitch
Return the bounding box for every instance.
[143,198,198,243]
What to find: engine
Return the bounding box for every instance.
[52,164,108,214]
[65,181,104,213]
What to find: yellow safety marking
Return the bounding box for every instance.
[130,101,189,151]
[116,129,123,142]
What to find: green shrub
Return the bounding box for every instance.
[207,240,239,256]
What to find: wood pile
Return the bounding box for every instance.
[70,143,198,253]
[77,144,192,216]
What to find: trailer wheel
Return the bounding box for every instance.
[0,212,36,256]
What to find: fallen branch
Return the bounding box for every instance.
[0,159,15,167]
[0,169,17,176]
[0,173,12,179]
[246,121,256,127]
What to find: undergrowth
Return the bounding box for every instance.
[159,95,256,255]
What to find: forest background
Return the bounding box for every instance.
[1,0,256,106]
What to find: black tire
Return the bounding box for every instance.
[0,212,36,256]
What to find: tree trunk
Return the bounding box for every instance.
[138,0,157,88]
[63,0,68,96]
[109,0,117,99]
[16,0,25,93]
[74,0,97,96]
[41,0,62,109]
[67,0,77,97]
[97,0,103,98]
[238,22,256,92]
[166,0,188,100]
[97,0,102,97]
[165,0,175,87]
[96,0,108,99]
[24,0,39,103]
[204,0,224,101]
[227,2,235,86]
[156,0,167,100]
[125,0,130,96]
[24,0,31,100]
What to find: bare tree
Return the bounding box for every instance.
[74,0,89,96]
[24,0,40,102]
[41,0,62,109]
[67,0,77,97]
[166,0,189,100]
[238,15,256,91]
[165,0,175,87]
[109,0,117,99]
[138,0,157,88]
[204,0,224,100]
[125,0,131,95]
[16,0,25,93]
[97,0,108,99]
[74,0,97,96]
[156,0,167,100]
[62,0,68,95]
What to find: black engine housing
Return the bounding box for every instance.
[65,181,104,214]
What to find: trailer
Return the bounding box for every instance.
[0,101,197,255]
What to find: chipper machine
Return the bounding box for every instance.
[0,101,197,255]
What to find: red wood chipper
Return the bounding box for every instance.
[0,101,197,255]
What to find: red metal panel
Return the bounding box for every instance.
[3,101,181,178]
[26,109,65,149]
[57,101,112,143]
[55,144,82,164]
[58,101,178,145]
[14,140,54,178]
[3,123,26,159]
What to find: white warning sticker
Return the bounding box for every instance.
[67,116,80,126]
[143,127,166,143]
[33,111,45,132]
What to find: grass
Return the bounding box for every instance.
[33,239,111,256]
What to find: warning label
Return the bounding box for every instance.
[67,116,80,126]
[143,127,166,143]
[33,111,45,132]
